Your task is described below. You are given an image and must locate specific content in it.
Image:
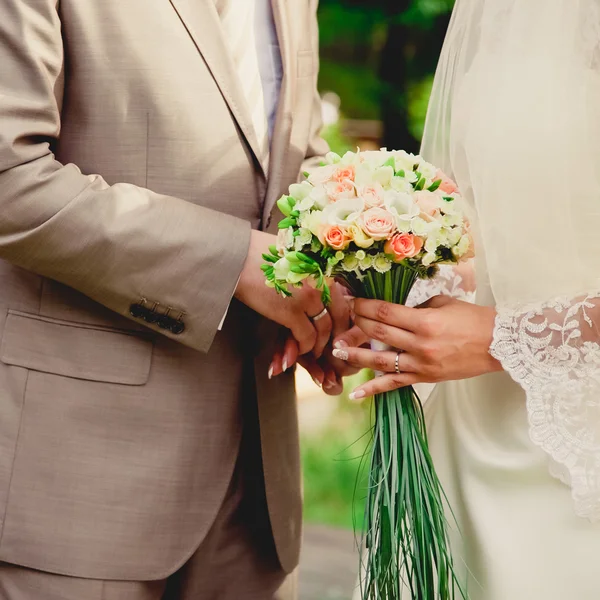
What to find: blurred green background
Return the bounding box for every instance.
[300,0,454,532]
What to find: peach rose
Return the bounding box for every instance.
[332,165,356,183]
[415,190,442,219]
[435,169,459,195]
[384,233,424,262]
[360,183,385,208]
[325,179,355,203]
[320,225,351,250]
[359,207,396,241]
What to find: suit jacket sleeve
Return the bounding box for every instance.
[0,0,251,353]
[302,0,330,172]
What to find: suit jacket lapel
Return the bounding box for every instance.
[263,0,295,224]
[168,0,266,177]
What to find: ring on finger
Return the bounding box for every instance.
[309,307,328,322]
[394,350,403,374]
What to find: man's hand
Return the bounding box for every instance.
[269,283,360,395]
[235,230,332,357]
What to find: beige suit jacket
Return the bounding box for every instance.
[0,0,327,581]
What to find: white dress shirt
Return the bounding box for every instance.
[219,0,283,329]
[253,0,283,142]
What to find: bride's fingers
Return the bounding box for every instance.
[348,372,421,402]
[332,346,416,374]
[353,316,417,351]
[333,324,369,351]
[353,299,420,332]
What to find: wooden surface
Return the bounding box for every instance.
[299,525,359,600]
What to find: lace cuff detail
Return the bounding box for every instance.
[490,292,600,520]
[407,264,476,308]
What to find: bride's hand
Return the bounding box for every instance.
[332,295,502,401]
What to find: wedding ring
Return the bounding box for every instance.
[394,351,403,374]
[309,307,329,322]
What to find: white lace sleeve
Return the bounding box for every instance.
[490,292,600,520]
[407,263,476,307]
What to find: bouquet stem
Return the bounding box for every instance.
[343,266,465,600]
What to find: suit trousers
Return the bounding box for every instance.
[0,456,291,600]
[0,366,293,600]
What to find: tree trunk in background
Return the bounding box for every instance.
[379,3,452,153]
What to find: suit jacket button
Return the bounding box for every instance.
[130,303,145,319]
[170,320,185,335]
[156,315,172,330]
[143,311,159,324]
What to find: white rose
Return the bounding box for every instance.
[385,191,420,231]
[322,197,365,227]
[446,227,462,246]
[416,159,437,180]
[453,234,472,258]
[340,150,360,167]
[308,164,337,186]
[390,176,414,194]
[411,216,433,237]
[289,181,313,202]
[441,212,462,227]
[308,186,328,210]
[300,211,324,237]
[372,165,395,188]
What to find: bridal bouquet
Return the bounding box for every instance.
[262,149,472,599]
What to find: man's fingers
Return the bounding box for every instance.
[282,334,299,372]
[328,283,352,338]
[311,311,333,358]
[291,316,317,355]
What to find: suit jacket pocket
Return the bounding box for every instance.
[0,310,153,385]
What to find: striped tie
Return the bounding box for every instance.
[214,0,270,166]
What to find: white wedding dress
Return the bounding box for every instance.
[409,0,600,598]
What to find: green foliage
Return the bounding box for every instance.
[317,0,455,149]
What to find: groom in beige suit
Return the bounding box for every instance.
[0,0,349,598]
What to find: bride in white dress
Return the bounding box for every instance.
[337,0,600,597]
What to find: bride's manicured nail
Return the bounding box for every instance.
[334,340,348,350]
[349,389,366,402]
[268,365,274,380]
[282,359,288,373]
[312,376,322,388]
[332,349,349,361]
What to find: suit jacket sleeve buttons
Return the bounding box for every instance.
[170,320,185,335]
[130,303,146,319]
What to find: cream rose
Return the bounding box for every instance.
[414,190,442,218]
[325,179,355,203]
[435,169,459,195]
[359,207,396,241]
[359,182,385,208]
